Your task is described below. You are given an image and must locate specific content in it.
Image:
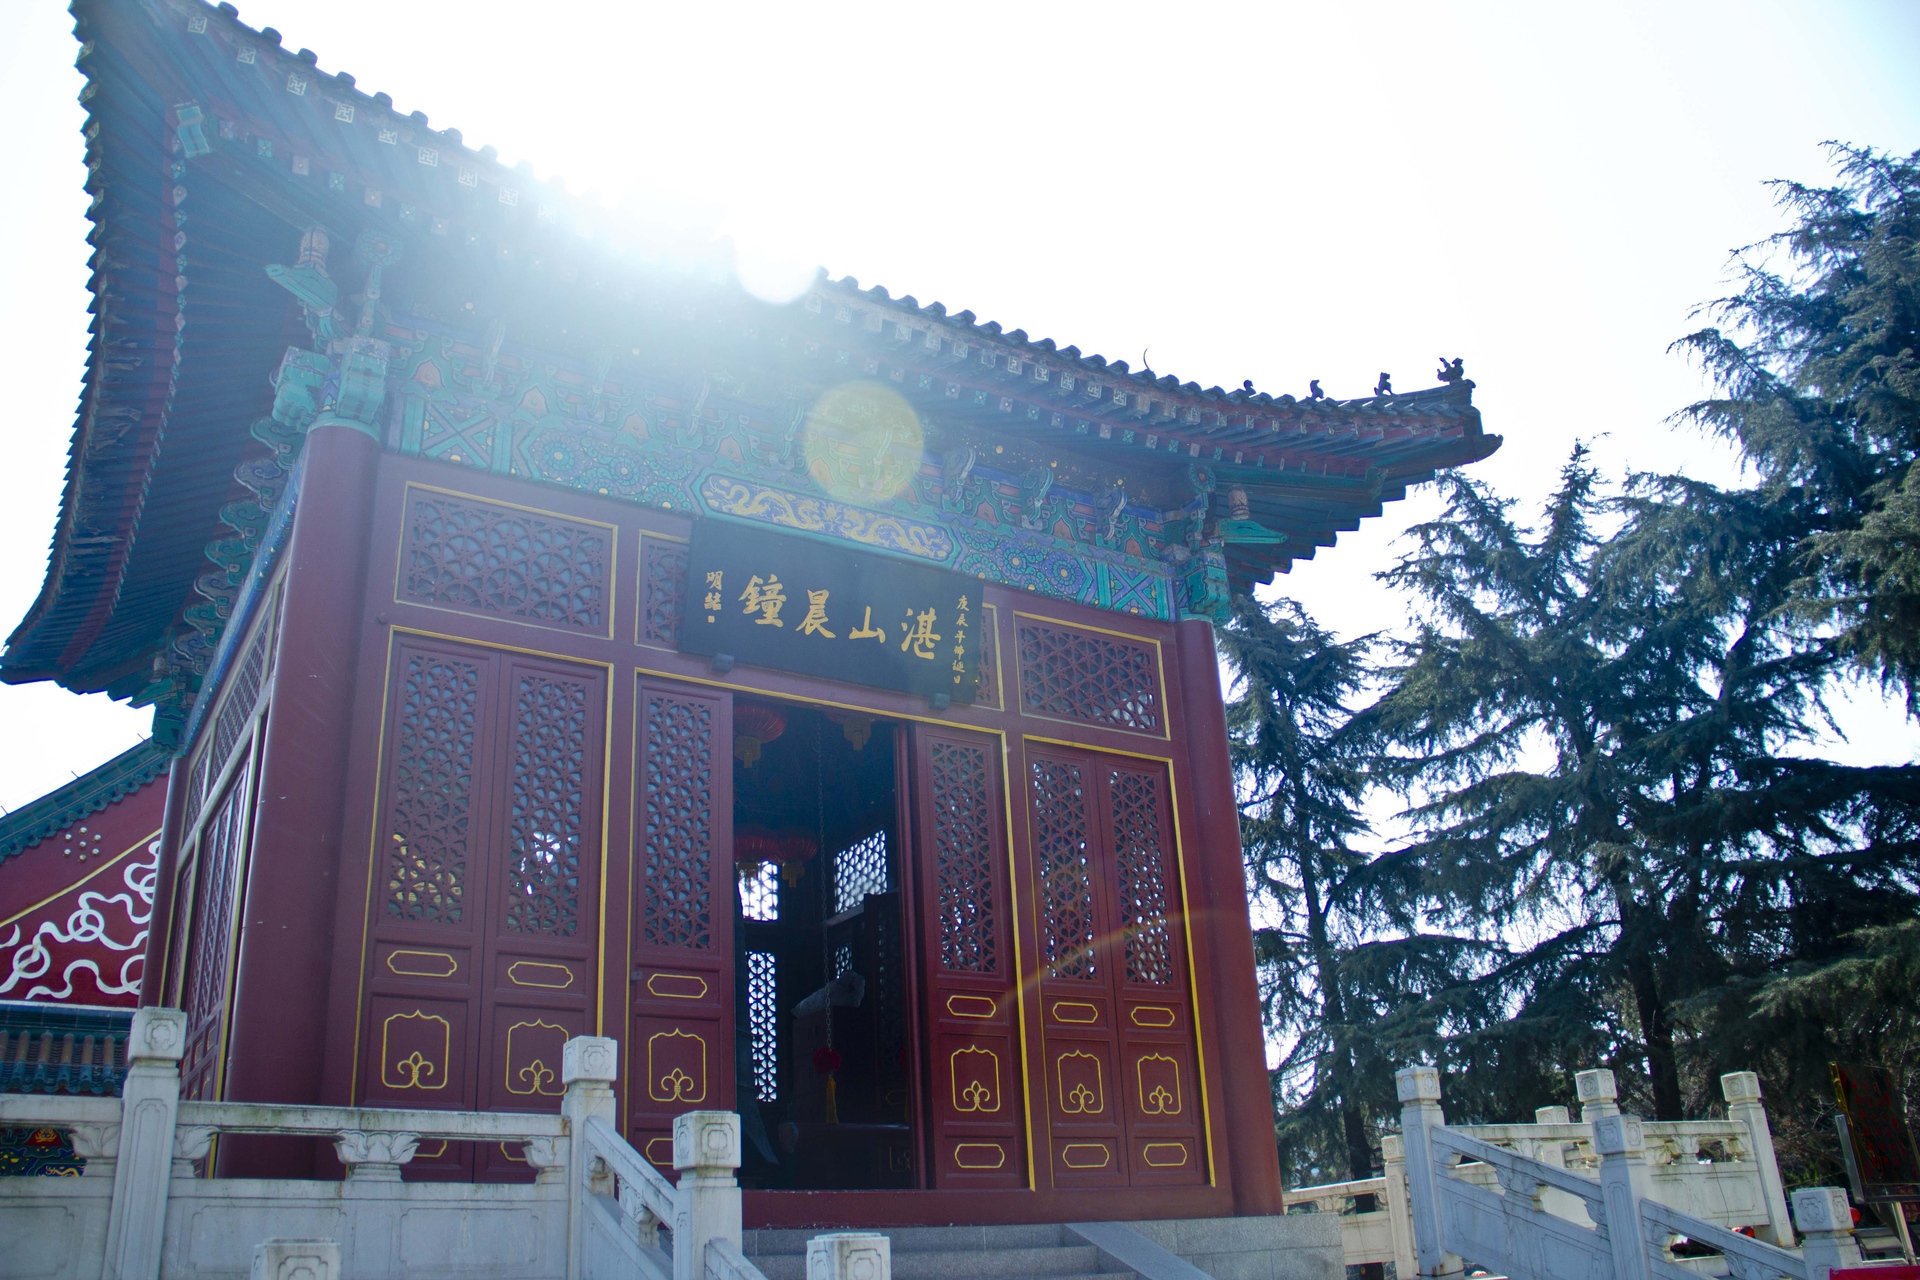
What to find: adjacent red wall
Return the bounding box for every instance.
[0,770,168,1008]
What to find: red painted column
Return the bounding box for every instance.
[137,757,187,1007]
[1175,618,1285,1215]
[217,421,381,1176]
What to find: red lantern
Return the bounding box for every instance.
[733,703,787,767]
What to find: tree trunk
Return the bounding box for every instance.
[1626,946,1684,1120]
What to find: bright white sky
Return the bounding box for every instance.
[3,1,1919,814]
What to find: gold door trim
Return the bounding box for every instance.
[1051,1000,1100,1024]
[953,1143,1006,1170]
[645,972,709,1000]
[387,950,459,980]
[950,1045,1002,1114]
[1061,1143,1111,1170]
[1142,1142,1189,1168]
[507,960,575,989]
[1129,1005,1176,1028]
[945,994,997,1019]
[647,1029,708,1103]
[380,1010,452,1091]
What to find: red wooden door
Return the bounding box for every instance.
[1025,743,1205,1188]
[357,638,605,1177]
[908,726,1026,1188]
[627,679,734,1170]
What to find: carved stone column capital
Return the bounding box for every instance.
[333,1129,420,1181]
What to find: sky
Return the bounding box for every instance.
[3,0,1919,815]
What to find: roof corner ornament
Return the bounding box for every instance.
[1373,371,1394,397]
[1436,356,1468,386]
[1308,379,1325,401]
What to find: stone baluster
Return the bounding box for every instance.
[562,1035,619,1280]
[71,1121,122,1180]
[523,1135,567,1186]
[1380,1134,1418,1280]
[1722,1071,1794,1247]
[809,1233,891,1280]
[331,1130,420,1183]
[1591,1113,1653,1280]
[1395,1066,1464,1278]
[1791,1187,1864,1279]
[103,1006,186,1280]
[673,1110,743,1280]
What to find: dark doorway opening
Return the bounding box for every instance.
[731,699,914,1190]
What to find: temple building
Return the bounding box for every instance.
[0,0,1497,1229]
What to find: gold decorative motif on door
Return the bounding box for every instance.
[381,1010,451,1091]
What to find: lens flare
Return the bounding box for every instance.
[803,382,925,505]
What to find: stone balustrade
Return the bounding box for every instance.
[0,1006,886,1280]
[1286,1066,1825,1278]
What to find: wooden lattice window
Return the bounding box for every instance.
[1109,767,1176,986]
[642,691,714,949]
[1016,620,1161,733]
[504,670,591,936]
[399,489,611,635]
[931,739,997,973]
[747,950,778,1102]
[833,830,890,916]
[1029,757,1098,980]
[639,537,687,647]
[384,651,482,924]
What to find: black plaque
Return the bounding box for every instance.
[680,520,982,702]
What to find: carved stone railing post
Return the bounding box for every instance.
[1591,1113,1653,1280]
[1575,1068,1618,1122]
[808,1233,891,1280]
[332,1130,420,1183]
[1379,1133,1418,1280]
[672,1110,743,1280]
[562,1035,618,1280]
[1395,1066,1463,1278]
[103,1006,186,1280]
[1792,1186,1864,1279]
[1722,1070,1795,1247]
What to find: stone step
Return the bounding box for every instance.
[748,1244,1110,1280]
[744,1224,1074,1254]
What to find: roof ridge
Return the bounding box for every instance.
[0,740,170,863]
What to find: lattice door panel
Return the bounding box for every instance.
[909,726,1026,1189]
[628,680,733,1170]
[356,638,606,1182]
[177,754,258,1103]
[1023,743,1204,1189]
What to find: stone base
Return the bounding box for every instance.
[1129,1216,1343,1280]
